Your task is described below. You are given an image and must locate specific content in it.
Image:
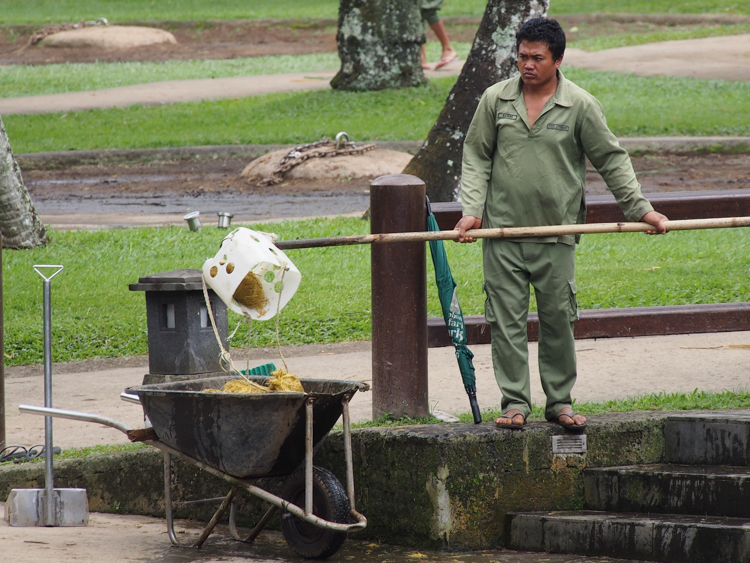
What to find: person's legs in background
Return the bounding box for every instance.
[420,1,457,69]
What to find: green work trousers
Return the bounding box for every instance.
[482,239,578,420]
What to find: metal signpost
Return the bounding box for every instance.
[5,265,88,527]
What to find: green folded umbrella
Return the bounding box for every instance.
[426,198,482,424]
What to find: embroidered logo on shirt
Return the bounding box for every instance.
[498,113,518,120]
[547,123,570,131]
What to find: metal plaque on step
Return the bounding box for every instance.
[552,434,587,454]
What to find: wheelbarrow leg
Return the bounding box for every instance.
[341,394,356,512]
[229,498,278,543]
[305,397,314,516]
[164,450,239,548]
[193,486,239,548]
[164,451,182,546]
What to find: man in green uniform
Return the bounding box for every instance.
[455,17,667,430]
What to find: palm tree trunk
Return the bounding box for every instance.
[402,0,549,202]
[0,116,48,248]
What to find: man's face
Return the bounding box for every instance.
[517,40,562,87]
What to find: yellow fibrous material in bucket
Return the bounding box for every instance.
[268,368,304,392]
[232,271,269,315]
[207,379,268,393]
[205,369,303,394]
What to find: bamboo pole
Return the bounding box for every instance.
[274,216,750,250]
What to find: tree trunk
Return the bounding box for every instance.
[403,0,549,202]
[0,116,48,248]
[331,0,426,91]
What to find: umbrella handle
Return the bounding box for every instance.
[467,390,482,424]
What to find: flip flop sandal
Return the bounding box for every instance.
[434,54,458,70]
[495,411,525,430]
[551,411,587,431]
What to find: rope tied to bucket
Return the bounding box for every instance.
[201,263,295,392]
[202,276,268,392]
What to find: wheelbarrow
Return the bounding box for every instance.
[20,374,369,559]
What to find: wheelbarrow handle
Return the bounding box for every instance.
[19,404,134,434]
[120,392,141,405]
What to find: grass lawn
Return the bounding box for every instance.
[0,0,746,24]
[5,69,750,154]
[3,220,749,367]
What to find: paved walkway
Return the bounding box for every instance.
[0,63,464,115]
[564,34,750,81]
[2,33,749,116]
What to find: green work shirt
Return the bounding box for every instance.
[460,71,654,245]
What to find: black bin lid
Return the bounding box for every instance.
[129,268,205,292]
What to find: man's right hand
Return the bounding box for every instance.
[455,215,482,243]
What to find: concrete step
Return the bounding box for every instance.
[665,412,750,466]
[506,510,750,563]
[585,464,750,518]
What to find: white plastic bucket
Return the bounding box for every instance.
[202,227,301,320]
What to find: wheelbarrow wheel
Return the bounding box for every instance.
[280,466,350,559]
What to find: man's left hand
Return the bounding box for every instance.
[641,211,668,235]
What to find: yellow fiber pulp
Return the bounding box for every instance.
[268,368,304,392]
[232,271,269,314]
[205,369,303,394]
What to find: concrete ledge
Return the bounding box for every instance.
[0,410,671,549]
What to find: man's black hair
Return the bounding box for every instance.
[516,17,566,61]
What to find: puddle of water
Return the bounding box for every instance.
[34,192,370,220]
[156,527,639,563]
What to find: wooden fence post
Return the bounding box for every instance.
[370,174,428,419]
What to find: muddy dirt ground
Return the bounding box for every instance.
[21,150,750,223]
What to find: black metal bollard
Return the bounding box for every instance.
[370,174,428,419]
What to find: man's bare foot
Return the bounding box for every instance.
[496,408,525,429]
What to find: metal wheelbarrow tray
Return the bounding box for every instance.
[20,375,368,559]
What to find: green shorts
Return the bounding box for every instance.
[420,0,443,25]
